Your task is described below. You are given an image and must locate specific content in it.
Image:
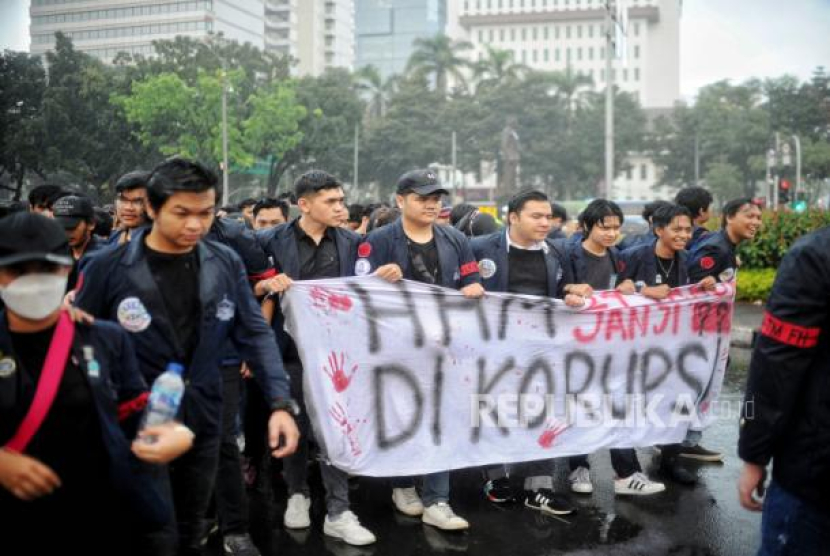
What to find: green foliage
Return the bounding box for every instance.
[738,209,830,268]
[736,268,776,302]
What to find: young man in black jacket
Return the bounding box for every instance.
[738,225,830,555]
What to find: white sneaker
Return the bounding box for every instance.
[392,487,424,516]
[283,494,311,529]
[614,472,666,496]
[421,503,470,531]
[323,510,377,546]
[569,466,594,494]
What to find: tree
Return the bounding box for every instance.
[407,35,473,95]
[472,46,526,92]
[40,33,150,200]
[356,65,397,120]
[0,50,46,200]
[703,160,744,200]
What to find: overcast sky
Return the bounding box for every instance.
[2,0,828,99]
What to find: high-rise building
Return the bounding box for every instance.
[265,0,355,76]
[456,0,680,109]
[454,0,681,200]
[356,0,448,79]
[30,0,266,63]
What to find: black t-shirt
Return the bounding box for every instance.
[4,326,109,494]
[294,221,340,280]
[508,248,548,296]
[144,242,201,362]
[581,247,616,290]
[656,254,680,288]
[406,237,442,285]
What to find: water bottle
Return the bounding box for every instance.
[140,362,185,444]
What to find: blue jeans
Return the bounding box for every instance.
[758,481,830,556]
[391,472,450,507]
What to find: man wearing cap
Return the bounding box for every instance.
[52,195,104,292]
[0,212,194,554]
[356,169,484,531]
[110,171,151,245]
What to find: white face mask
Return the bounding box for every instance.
[0,273,68,320]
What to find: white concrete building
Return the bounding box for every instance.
[30,0,266,62]
[453,0,682,200]
[265,0,355,76]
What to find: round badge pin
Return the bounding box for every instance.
[478,258,497,279]
[0,357,17,378]
[117,297,153,333]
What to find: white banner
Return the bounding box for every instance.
[282,277,734,477]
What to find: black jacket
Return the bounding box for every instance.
[0,314,172,527]
[618,241,690,287]
[470,229,567,297]
[687,229,738,283]
[75,230,291,438]
[738,226,830,513]
[358,219,481,289]
[256,220,361,357]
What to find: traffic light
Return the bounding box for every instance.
[778,178,791,204]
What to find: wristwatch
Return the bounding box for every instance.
[272,398,301,417]
[635,280,646,293]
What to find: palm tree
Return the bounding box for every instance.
[546,66,595,113]
[355,65,397,120]
[472,45,527,91]
[406,35,473,95]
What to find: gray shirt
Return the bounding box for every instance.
[582,247,616,290]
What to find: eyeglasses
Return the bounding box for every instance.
[117,195,145,208]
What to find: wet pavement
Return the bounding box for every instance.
[208,306,765,556]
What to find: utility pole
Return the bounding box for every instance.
[353,123,359,196]
[792,134,801,200]
[451,131,458,199]
[604,0,615,199]
[221,70,229,207]
[694,131,700,186]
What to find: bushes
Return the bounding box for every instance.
[736,268,776,303]
[737,209,830,269]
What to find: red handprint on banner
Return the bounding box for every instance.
[537,420,569,449]
[310,286,353,313]
[329,402,362,457]
[324,351,358,393]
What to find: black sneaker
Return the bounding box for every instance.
[223,533,261,556]
[483,477,514,503]
[660,460,698,485]
[524,489,575,515]
[678,444,723,462]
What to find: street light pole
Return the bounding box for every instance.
[792,134,801,200]
[604,0,615,199]
[451,131,458,199]
[694,131,700,186]
[221,69,229,207]
[353,123,359,196]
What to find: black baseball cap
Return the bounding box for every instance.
[52,195,95,229]
[396,169,449,196]
[0,212,73,267]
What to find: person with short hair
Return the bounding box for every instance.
[471,189,586,516]
[357,169,484,531]
[256,170,375,546]
[346,203,368,234]
[51,195,104,292]
[618,200,673,251]
[674,186,713,251]
[75,157,299,555]
[237,199,257,228]
[617,203,717,484]
[111,171,151,245]
[252,198,289,231]
[27,184,64,217]
[559,199,667,497]
[547,202,568,240]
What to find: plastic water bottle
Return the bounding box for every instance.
[140,362,185,443]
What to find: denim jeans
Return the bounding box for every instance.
[391,472,451,507]
[757,480,830,556]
